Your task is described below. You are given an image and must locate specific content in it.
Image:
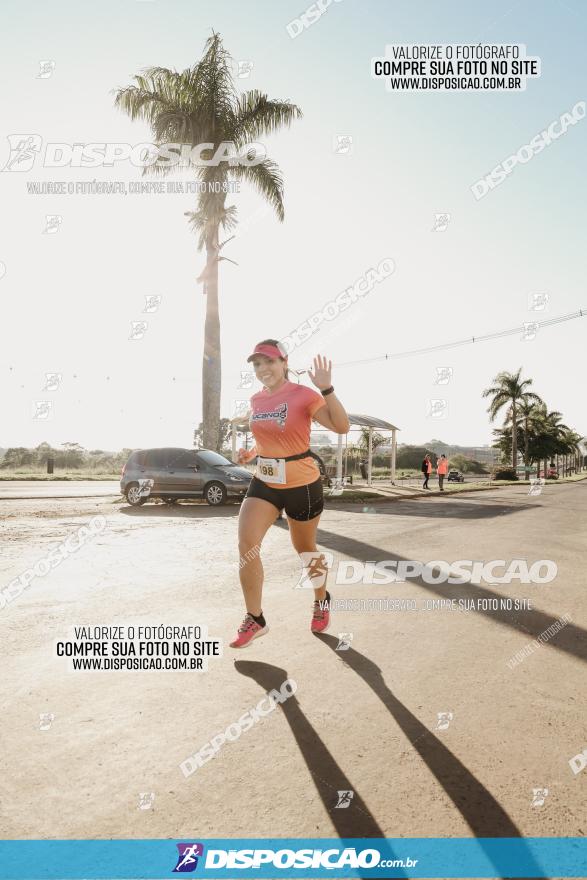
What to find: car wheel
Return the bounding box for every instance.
[204,481,227,506]
[126,483,147,506]
[162,497,179,505]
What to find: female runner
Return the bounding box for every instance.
[230,339,350,648]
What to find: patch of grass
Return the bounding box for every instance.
[325,472,587,503]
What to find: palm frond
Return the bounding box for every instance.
[233,90,303,143]
[114,31,300,248]
[230,158,285,221]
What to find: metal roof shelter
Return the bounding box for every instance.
[346,414,400,486]
[230,412,400,487]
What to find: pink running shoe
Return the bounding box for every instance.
[311,593,331,633]
[229,613,268,649]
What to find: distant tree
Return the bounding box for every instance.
[396,445,432,469]
[317,444,334,458]
[505,398,544,474]
[491,424,524,467]
[60,442,86,469]
[34,442,55,464]
[357,428,386,453]
[0,447,34,468]
[482,368,541,468]
[194,418,232,452]
[449,454,487,474]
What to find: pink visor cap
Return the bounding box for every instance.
[246,342,288,362]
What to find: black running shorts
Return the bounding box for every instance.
[244,476,324,521]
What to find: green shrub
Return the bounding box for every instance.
[494,468,518,481]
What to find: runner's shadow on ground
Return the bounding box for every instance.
[233,660,405,874]
[234,657,545,880]
[315,528,587,665]
[312,638,546,879]
[314,636,519,836]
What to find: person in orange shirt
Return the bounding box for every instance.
[436,453,449,491]
[230,338,350,648]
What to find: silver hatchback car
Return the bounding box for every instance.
[121,447,253,506]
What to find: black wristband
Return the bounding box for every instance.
[321,385,334,396]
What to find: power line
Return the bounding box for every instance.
[333,308,586,368]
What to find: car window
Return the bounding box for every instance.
[170,450,200,469]
[196,450,232,467]
[129,450,147,467]
[144,449,171,468]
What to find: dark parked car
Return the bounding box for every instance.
[121,448,253,506]
[447,469,465,483]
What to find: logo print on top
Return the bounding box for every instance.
[251,402,288,430]
[173,843,204,872]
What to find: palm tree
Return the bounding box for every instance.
[532,405,568,477]
[506,397,544,476]
[482,369,542,470]
[559,429,582,476]
[113,32,302,449]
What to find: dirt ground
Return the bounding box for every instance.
[1,484,585,876]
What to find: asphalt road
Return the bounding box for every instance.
[1,481,585,857]
[0,480,121,498]
[0,474,484,500]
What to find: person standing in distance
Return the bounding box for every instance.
[231,339,350,648]
[437,454,449,491]
[422,454,432,490]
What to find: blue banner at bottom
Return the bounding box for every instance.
[0,838,585,879]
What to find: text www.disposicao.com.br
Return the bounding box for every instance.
[71,657,202,670]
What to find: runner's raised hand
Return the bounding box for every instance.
[308,354,332,391]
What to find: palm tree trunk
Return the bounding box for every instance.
[202,226,221,451]
[524,418,529,478]
[511,401,517,471]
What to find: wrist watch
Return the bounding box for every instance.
[321,385,334,396]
